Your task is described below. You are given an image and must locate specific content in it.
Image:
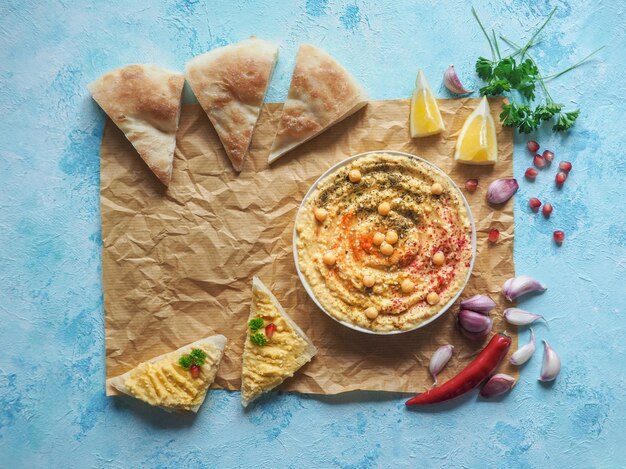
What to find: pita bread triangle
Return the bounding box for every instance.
[107,334,227,413]
[241,277,317,407]
[88,64,184,186]
[186,37,278,171]
[268,44,368,163]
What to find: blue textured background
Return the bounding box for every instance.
[1,0,625,467]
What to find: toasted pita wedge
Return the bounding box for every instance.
[268,44,368,163]
[108,334,227,413]
[88,64,184,186]
[241,277,317,407]
[186,38,279,171]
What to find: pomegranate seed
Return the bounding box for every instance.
[190,364,200,379]
[553,230,565,245]
[555,172,567,187]
[465,179,478,192]
[529,197,541,211]
[534,154,546,168]
[527,140,540,153]
[559,161,572,173]
[488,228,500,243]
[542,150,554,163]
[542,203,553,218]
[265,323,277,339]
[525,167,538,180]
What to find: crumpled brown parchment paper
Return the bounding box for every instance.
[102,97,517,396]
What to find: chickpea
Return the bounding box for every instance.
[373,284,384,295]
[432,251,445,266]
[348,169,362,183]
[364,306,379,320]
[380,242,394,256]
[363,275,376,288]
[431,183,443,195]
[314,207,328,222]
[372,232,385,246]
[385,230,398,245]
[378,201,391,216]
[426,291,440,305]
[401,279,415,294]
[322,251,336,266]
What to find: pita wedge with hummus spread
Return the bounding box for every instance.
[88,64,185,186]
[108,334,227,413]
[186,37,279,171]
[241,277,317,407]
[267,44,368,163]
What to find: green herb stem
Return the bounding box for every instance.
[518,6,557,59]
[492,29,501,60]
[472,7,496,60]
[544,46,606,80]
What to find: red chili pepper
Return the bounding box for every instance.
[190,364,200,379]
[406,333,511,406]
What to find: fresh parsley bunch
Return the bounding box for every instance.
[472,7,602,134]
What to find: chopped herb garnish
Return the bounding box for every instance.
[178,348,207,369]
[250,332,268,346]
[248,317,264,332]
[189,348,207,364]
[178,355,193,369]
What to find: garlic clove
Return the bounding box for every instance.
[487,178,519,204]
[539,340,561,382]
[460,294,496,314]
[504,308,545,326]
[502,275,547,301]
[479,373,516,398]
[458,309,492,333]
[510,328,536,365]
[429,345,454,385]
[502,277,513,295]
[443,64,472,95]
[459,316,493,340]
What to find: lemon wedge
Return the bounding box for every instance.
[454,96,498,165]
[410,70,445,137]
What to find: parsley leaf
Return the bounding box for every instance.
[493,57,515,80]
[189,348,207,366]
[248,318,264,332]
[480,79,511,96]
[475,57,494,81]
[553,109,580,132]
[534,102,563,121]
[518,114,539,134]
[499,103,538,133]
[250,332,268,346]
[178,355,193,369]
[517,79,537,101]
[519,59,539,77]
[500,102,526,127]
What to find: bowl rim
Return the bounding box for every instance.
[292,150,477,335]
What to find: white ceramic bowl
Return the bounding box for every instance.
[293,150,477,335]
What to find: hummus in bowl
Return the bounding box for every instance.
[293,151,476,334]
